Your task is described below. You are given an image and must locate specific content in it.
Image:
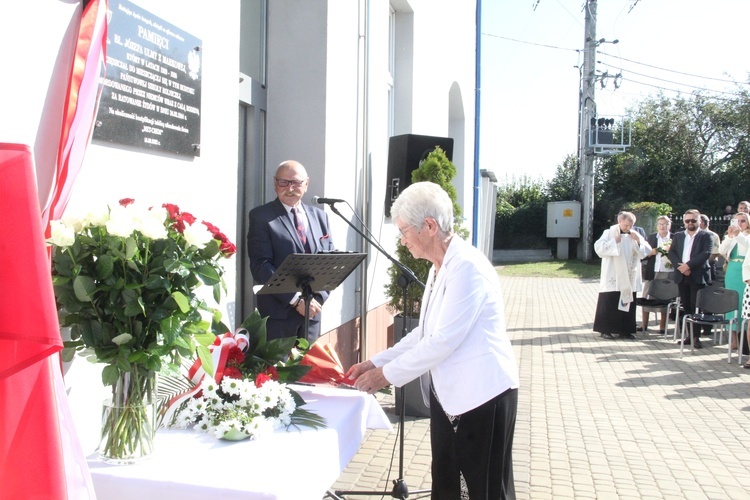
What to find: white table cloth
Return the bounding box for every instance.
[85,385,391,500]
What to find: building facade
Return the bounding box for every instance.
[2,0,479,369]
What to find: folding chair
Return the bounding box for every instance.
[737,317,749,365]
[680,287,738,358]
[635,279,680,340]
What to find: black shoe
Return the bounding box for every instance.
[677,337,691,345]
[620,333,635,339]
[601,333,614,339]
[694,339,703,349]
[636,326,645,332]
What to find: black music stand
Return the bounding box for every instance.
[257,252,366,342]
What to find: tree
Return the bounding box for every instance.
[546,154,579,202]
[384,147,467,316]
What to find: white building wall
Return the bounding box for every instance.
[265,0,477,339]
[3,0,476,351]
[1,0,241,455]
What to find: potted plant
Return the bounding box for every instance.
[383,146,468,416]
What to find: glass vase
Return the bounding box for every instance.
[99,366,157,465]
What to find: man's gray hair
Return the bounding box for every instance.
[391,182,453,234]
[617,211,636,223]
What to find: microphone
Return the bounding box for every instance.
[312,196,346,205]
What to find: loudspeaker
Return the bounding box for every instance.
[393,315,430,418]
[384,134,454,217]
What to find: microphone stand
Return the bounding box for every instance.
[323,202,430,500]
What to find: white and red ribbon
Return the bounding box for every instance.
[163,329,250,424]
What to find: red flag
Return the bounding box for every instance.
[0,143,67,498]
[41,0,108,235]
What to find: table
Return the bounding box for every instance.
[85,385,392,500]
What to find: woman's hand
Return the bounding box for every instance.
[345,360,375,381]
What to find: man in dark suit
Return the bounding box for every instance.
[668,209,712,348]
[247,160,335,342]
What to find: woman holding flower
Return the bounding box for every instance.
[639,215,673,333]
[718,212,750,350]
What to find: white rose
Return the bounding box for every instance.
[139,207,168,240]
[48,220,76,247]
[183,221,212,249]
[106,205,138,237]
[84,205,110,228]
[60,213,85,233]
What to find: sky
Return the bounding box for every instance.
[479,0,750,183]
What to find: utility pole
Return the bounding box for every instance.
[578,0,597,262]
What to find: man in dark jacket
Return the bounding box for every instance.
[668,209,713,348]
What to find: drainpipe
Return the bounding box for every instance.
[472,0,482,247]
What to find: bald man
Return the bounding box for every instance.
[247,161,335,341]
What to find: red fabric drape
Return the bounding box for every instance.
[299,343,355,387]
[41,0,108,235]
[0,143,67,499]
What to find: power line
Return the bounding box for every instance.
[612,76,737,102]
[487,33,748,86]
[598,50,749,85]
[598,62,743,96]
[482,32,579,52]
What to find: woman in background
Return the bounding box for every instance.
[719,212,750,350]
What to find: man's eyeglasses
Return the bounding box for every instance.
[683,219,698,224]
[275,178,307,188]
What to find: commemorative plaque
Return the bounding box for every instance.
[93,2,203,156]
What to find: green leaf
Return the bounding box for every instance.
[171,291,190,313]
[95,254,115,280]
[194,332,217,347]
[160,316,180,344]
[61,346,78,362]
[195,265,220,286]
[72,275,95,302]
[111,333,132,345]
[196,345,214,377]
[117,353,132,372]
[101,364,120,386]
[124,237,138,259]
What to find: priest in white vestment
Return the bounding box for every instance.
[593,211,652,338]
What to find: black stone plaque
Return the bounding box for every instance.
[93,2,202,156]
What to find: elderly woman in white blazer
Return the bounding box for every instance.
[346,182,519,499]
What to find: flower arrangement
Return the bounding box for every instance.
[656,239,673,269]
[165,310,326,440]
[49,198,236,380]
[48,198,236,462]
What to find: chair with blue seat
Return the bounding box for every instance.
[680,287,739,358]
[635,278,681,340]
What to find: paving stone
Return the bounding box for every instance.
[325,275,750,499]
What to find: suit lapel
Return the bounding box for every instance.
[304,203,323,253]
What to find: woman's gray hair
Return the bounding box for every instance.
[391,182,454,234]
